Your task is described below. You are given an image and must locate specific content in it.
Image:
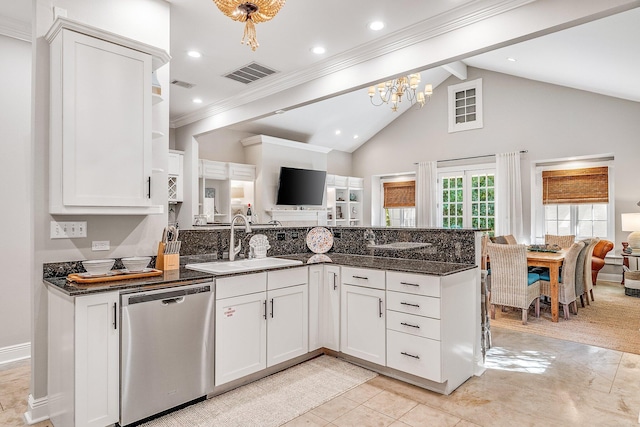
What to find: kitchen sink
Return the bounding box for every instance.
[185,257,303,275]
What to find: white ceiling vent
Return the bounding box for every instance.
[171,79,195,89]
[224,62,278,84]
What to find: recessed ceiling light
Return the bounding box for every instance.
[369,21,385,31]
[335,130,341,135]
[507,57,517,62]
[187,50,202,58]
[353,134,359,139]
[192,98,203,104]
[275,109,286,114]
[311,46,326,55]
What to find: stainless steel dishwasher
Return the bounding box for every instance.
[120,280,215,426]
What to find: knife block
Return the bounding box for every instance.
[156,242,179,271]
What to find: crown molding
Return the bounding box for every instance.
[0,14,31,42]
[170,0,535,128]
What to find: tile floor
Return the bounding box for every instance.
[2,327,640,426]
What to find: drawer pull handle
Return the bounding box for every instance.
[401,322,420,329]
[113,302,117,330]
[400,302,420,308]
[379,298,383,318]
[401,351,420,359]
[353,275,369,280]
[270,298,274,318]
[263,300,267,320]
[333,272,338,290]
[400,281,419,287]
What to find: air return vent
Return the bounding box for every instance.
[171,79,195,89]
[224,62,278,84]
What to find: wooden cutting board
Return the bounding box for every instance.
[67,268,163,284]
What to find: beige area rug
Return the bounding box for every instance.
[140,355,377,427]
[490,280,640,355]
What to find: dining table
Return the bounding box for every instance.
[526,249,566,323]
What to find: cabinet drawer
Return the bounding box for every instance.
[386,310,440,340]
[216,272,266,299]
[341,267,385,290]
[387,330,442,383]
[387,271,440,297]
[268,267,308,290]
[386,291,440,319]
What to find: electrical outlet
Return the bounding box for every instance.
[333,231,342,238]
[291,231,299,239]
[92,241,110,251]
[276,232,286,241]
[50,221,87,239]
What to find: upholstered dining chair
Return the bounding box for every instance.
[545,234,576,249]
[486,242,541,325]
[575,238,600,307]
[539,241,585,320]
[591,240,614,285]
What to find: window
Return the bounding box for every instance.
[381,178,415,227]
[439,166,495,233]
[532,158,614,242]
[448,78,483,133]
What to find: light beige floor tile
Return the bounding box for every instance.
[342,382,383,404]
[362,390,418,419]
[453,420,481,427]
[283,412,331,426]
[332,405,395,427]
[389,422,411,427]
[0,406,28,427]
[310,395,359,422]
[398,404,461,427]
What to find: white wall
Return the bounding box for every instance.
[327,150,353,176]
[0,34,31,360]
[197,128,254,163]
[31,0,170,409]
[352,67,640,250]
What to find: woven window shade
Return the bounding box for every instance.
[383,181,415,208]
[542,166,608,204]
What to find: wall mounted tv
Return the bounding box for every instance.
[275,167,327,206]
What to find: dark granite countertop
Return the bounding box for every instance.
[276,253,475,276]
[44,253,475,297]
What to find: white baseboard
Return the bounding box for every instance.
[0,342,30,365]
[24,394,49,425]
[598,272,623,283]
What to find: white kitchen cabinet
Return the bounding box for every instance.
[215,273,267,387]
[385,269,476,393]
[215,268,308,386]
[308,265,341,352]
[168,150,184,203]
[48,288,119,427]
[341,275,386,365]
[308,265,322,351]
[46,19,169,215]
[199,160,256,224]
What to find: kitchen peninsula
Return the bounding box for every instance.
[44,227,481,427]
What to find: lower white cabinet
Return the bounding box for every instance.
[341,283,386,365]
[308,265,341,352]
[48,289,119,427]
[215,268,308,387]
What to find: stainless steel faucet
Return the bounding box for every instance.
[229,214,252,261]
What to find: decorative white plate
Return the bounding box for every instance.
[307,254,332,264]
[306,227,334,254]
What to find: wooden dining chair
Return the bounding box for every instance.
[545,234,576,249]
[486,242,541,325]
[539,241,584,320]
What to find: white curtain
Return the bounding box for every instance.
[416,161,438,227]
[495,152,523,240]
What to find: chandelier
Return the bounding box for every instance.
[212,0,286,51]
[368,74,433,112]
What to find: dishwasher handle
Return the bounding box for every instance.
[161,297,185,305]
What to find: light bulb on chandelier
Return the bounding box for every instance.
[212,0,286,51]
[368,73,433,112]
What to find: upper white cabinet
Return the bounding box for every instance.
[199,160,256,224]
[46,18,169,215]
[168,150,184,203]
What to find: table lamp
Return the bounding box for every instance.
[621,213,640,254]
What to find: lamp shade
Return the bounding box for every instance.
[621,213,640,231]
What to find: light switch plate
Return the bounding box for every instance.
[50,221,87,239]
[92,241,110,251]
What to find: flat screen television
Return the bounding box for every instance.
[275,167,327,206]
